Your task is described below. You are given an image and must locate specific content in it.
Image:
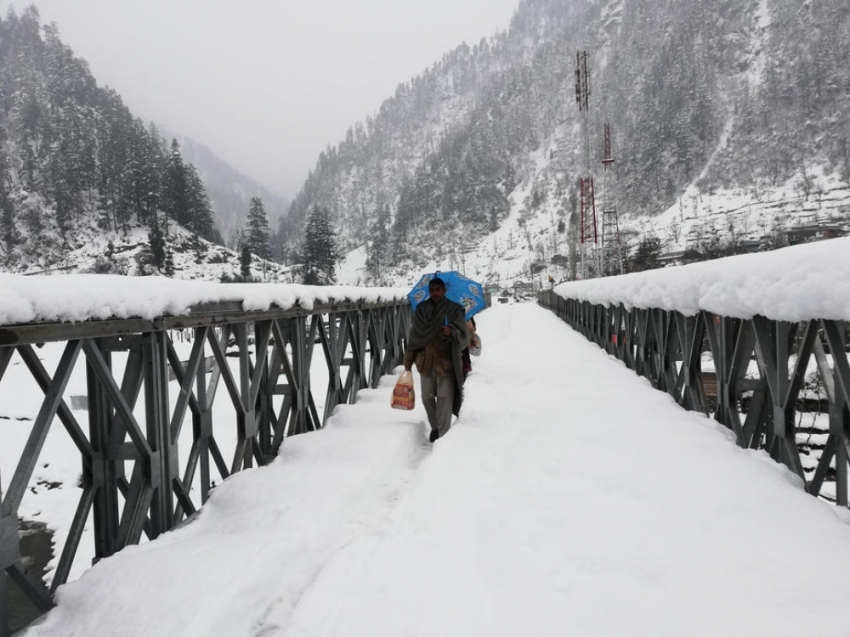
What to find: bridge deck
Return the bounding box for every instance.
[24,303,850,637]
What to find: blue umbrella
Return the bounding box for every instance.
[407,271,486,320]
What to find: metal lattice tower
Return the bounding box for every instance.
[579,177,597,245]
[600,122,623,276]
[575,51,599,279]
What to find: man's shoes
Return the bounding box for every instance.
[429,428,440,443]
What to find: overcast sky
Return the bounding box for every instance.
[4,0,520,196]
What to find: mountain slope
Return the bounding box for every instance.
[0,6,287,275]
[43,217,295,281]
[287,0,850,285]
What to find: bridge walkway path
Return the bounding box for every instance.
[24,303,850,637]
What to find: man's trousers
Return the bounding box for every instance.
[420,371,454,437]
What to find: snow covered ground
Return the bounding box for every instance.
[19,302,850,637]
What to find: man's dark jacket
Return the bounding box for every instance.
[405,298,470,416]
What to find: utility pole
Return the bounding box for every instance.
[575,51,599,279]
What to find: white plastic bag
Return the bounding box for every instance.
[469,334,482,357]
[391,370,415,410]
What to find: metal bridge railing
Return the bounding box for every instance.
[539,290,850,507]
[0,297,410,636]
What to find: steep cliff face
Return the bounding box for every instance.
[287,0,850,284]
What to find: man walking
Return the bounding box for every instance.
[404,277,471,442]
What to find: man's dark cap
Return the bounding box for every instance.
[429,277,446,289]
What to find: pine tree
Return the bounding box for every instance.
[365,204,390,283]
[628,236,662,272]
[302,205,338,285]
[161,139,190,227]
[141,125,165,225]
[245,196,270,260]
[240,243,252,278]
[148,212,166,272]
[186,164,216,240]
[164,247,175,276]
[125,120,152,225]
[96,89,134,234]
[0,178,16,259]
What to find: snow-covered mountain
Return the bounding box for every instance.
[0,6,288,276]
[288,0,850,286]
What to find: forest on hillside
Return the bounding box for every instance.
[0,7,225,270]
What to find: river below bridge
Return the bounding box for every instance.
[7,520,53,634]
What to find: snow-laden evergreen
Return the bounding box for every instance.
[244,197,271,260]
[301,205,339,285]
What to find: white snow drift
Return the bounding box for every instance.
[0,274,409,326]
[554,236,850,321]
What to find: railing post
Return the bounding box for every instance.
[826,321,849,505]
[620,305,633,369]
[366,309,382,389]
[144,330,174,537]
[351,309,368,402]
[291,316,311,436]
[256,321,275,462]
[0,492,15,637]
[195,329,213,505]
[86,340,121,560]
[633,309,644,374]
[657,310,675,396]
[678,313,706,414]
[233,323,255,471]
[706,313,746,444]
[753,317,807,478]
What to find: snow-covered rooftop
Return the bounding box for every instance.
[0,274,410,327]
[554,237,850,322]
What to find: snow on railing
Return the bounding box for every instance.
[0,274,410,327]
[0,275,411,635]
[541,237,850,510]
[553,237,850,322]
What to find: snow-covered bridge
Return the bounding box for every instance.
[3,238,850,636]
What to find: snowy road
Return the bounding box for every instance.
[24,303,850,636]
